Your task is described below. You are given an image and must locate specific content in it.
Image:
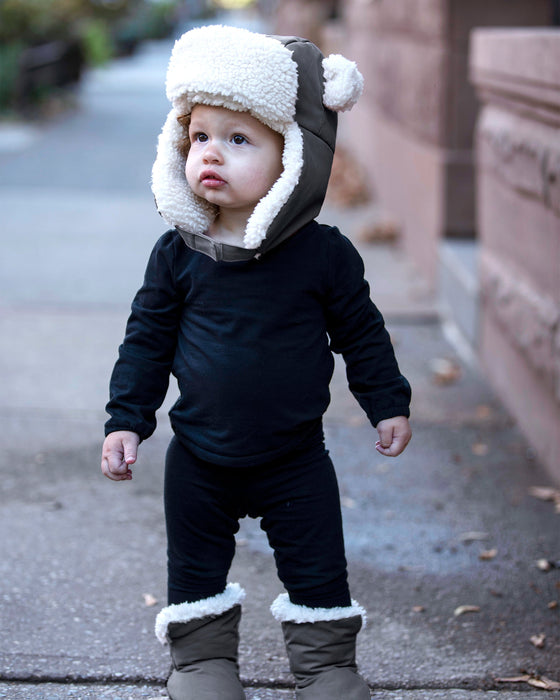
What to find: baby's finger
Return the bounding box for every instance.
[101,456,132,481]
[122,439,138,465]
[375,440,398,457]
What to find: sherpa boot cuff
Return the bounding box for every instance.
[155,583,246,644]
[270,593,367,628]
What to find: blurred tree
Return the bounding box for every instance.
[0,0,184,112]
[0,0,138,43]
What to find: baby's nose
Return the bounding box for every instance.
[202,141,222,163]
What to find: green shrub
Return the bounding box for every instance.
[0,0,140,44]
[142,0,178,39]
[115,0,181,46]
[79,18,114,65]
[0,42,24,111]
[0,0,178,113]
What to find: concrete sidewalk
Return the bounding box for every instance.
[0,37,559,699]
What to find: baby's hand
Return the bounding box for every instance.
[375,416,411,457]
[101,431,140,481]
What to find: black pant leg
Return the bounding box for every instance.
[164,436,241,605]
[255,443,351,608]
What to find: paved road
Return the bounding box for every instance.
[0,34,559,700]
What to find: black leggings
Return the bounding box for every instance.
[164,435,351,609]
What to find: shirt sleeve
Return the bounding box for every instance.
[324,229,411,427]
[104,231,184,440]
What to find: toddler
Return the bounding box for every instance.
[101,24,411,700]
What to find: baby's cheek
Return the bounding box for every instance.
[184,160,197,189]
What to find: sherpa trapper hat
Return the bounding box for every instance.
[151,24,363,262]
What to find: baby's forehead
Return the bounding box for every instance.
[190,104,264,129]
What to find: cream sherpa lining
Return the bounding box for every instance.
[166,26,298,133]
[155,582,245,644]
[270,593,367,628]
[152,108,217,237]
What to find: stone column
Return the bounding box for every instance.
[341,0,551,286]
[273,0,337,48]
[471,29,560,483]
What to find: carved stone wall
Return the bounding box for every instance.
[339,0,551,285]
[471,29,560,482]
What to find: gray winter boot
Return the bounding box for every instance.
[155,583,246,700]
[271,593,371,700]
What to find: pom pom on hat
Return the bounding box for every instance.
[322,54,364,112]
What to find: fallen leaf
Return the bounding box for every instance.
[454,605,480,617]
[357,217,401,244]
[529,486,558,500]
[471,442,489,456]
[430,358,461,385]
[496,674,560,690]
[143,593,158,607]
[530,633,546,648]
[459,531,489,543]
[496,675,532,684]
[548,600,558,610]
[528,676,560,691]
[529,486,560,514]
[475,404,493,421]
[412,605,425,613]
[479,548,498,561]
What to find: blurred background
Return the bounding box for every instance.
[0,0,559,484]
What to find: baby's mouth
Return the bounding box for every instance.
[200,170,226,187]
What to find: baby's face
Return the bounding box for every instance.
[185,105,284,218]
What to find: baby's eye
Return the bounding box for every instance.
[192,132,208,143]
[231,134,247,145]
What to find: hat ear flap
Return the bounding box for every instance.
[322,54,364,113]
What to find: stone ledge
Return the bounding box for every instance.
[470,29,560,122]
[438,239,480,349]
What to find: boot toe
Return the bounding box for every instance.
[296,668,370,699]
[168,659,246,700]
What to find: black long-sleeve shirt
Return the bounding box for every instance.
[105,222,411,467]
